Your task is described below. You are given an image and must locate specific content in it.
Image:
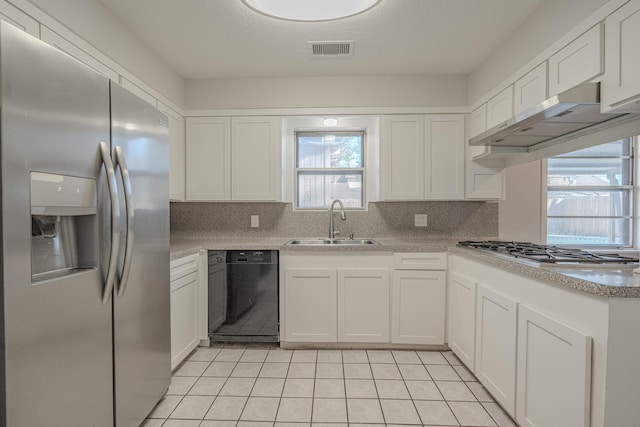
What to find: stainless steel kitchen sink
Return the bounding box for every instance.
[286,238,379,246]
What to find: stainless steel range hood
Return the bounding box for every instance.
[469,83,628,149]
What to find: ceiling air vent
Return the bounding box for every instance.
[308,41,354,56]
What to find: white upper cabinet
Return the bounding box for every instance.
[231,116,281,201]
[159,103,186,201]
[469,104,487,138]
[465,165,504,200]
[186,117,232,201]
[185,116,281,201]
[381,115,425,200]
[514,62,548,116]
[0,1,39,36]
[549,24,602,97]
[602,0,640,112]
[424,115,465,200]
[466,105,504,200]
[486,86,514,129]
[382,115,465,201]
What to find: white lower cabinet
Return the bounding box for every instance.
[170,253,201,370]
[475,285,518,417]
[517,305,592,427]
[283,268,338,342]
[390,252,447,345]
[450,255,597,427]
[282,253,447,346]
[391,270,446,344]
[447,272,477,370]
[338,269,390,342]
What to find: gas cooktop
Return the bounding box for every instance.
[457,240,639,265]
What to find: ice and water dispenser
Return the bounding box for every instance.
[30,172,98,282]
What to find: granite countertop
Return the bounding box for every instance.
[170,236,455,260]
[449,246,640,298]
[171,236,640,298]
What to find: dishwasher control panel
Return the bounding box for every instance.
[227,250,277,264]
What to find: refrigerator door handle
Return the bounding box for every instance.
[100,141,121,304]
[114,145,134,298]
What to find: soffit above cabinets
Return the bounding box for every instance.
[98,0,544,80]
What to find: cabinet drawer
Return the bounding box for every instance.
[170,254,199,281]
[394,252,447,270]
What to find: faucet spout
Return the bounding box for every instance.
[328,199,346,239]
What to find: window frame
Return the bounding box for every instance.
[545,138,635,248]
[294,130,367,211]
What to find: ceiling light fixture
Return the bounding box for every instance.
[323,118,338,127]
[241,0,381,22]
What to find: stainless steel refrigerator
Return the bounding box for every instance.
[0,22,171,426]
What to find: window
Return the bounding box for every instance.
[546,139,633,246]
[295,131,365,209]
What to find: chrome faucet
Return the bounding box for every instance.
[328,199,347,240]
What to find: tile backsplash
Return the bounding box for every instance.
[170,201,498,240]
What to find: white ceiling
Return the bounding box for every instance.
[99,0,545,80]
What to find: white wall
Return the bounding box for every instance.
[468,0,609,105]
[499,161,545,244]
[22,0,184,107]
[185,75,467,110]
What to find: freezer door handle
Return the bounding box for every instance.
[114,145,134,298]
[100,141,121,304]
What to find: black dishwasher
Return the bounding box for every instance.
[209,250,279,343]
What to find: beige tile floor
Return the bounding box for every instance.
[143,345,517,427]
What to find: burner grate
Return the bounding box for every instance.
[457,241,638,264]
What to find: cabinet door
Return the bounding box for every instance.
[170,254,200,370]
[392,270,446,345]
[231,116,281,201]
[465,155,504,200]
[469,104,487,138]
[602,0,640,112]
[381,115,425,200]
[0,2,39,36]
[186,117,231,200]
[514,62,548,116]
[549,24,602,97]
[338,269,390,343]
[284,269,337,342]
[517,305,592,427]
[424,115,465,200]
[448,272,477,371]
[475,285,518,417]
[159,103,185,201]
[486,86,513,129]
